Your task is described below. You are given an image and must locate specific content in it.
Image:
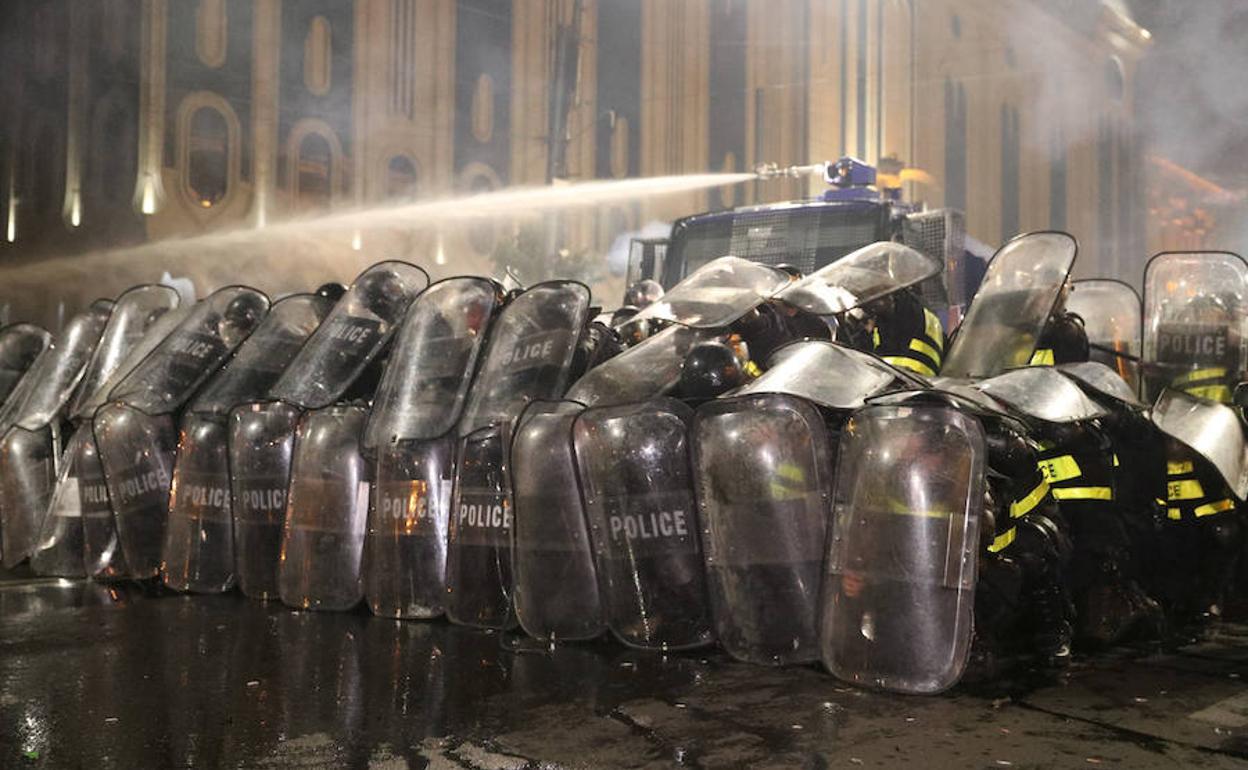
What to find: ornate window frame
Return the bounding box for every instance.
[176,90,242,216]
[286,118,345,208]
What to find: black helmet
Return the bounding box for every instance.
[316,282,347,303]
[354,268,408,321]
[610,305,640,326]
[678,341,745,400]
[1045,312,1089,364]
[220,293,267,339]
[623,279,664,309]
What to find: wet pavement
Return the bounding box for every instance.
[3,575,1248,769]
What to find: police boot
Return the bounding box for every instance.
[1076,559,1139,649]
[1030,584,1073,669]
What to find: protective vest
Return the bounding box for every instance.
[985,430,1055,554]
[872,291,946,377]
[1034,423,1115,507]
[1163,447,1236,521]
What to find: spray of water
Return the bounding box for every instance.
[0,172,758,328]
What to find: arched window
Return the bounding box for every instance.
[459,163,501,256]
[187,107,230,207]
[295,133,333,211]
[385,155,419,199]
[944,78,967,212]
[303,17,332,96]
[1000,104,1020,242]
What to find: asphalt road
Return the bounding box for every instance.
[3,576,1248,769]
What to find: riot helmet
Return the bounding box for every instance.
[678,341,745,400]
[219,292,268,345]
[356,268,412,320]
[623,279,664,309]
[316,282,348,302]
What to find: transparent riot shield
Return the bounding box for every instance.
[511,401,604,642]
[1152,388,1248,499]
[446,423,516,629]
[776,242,943,315]
[735,340,899,410]
[362,277,500,450]
[564,324,718,408]
[0,425,57,568]
[30,424,96,577]
[363,436,454,618]
[269,262,429,410]
[573,399,713,650]
[458,281,592,436]
[1058,361,1145,409]
[92,404,178,578]
[186,293,332,419]
[974,367,1109,424]
[278,405,370,611]
[822,405,985,694]
[76,428,125,579]
[1142,251,1248,403]
[71,305,190,422]
[108,286,270,415]
[229,401,301,600]
[1067,279,1141,390]
[628,256,791,329]
[0,323,51,405]
[161,416,234,592]
[1,302,111,434]
[692,394,834,665]
[941,232,1078,379]
[68,285,181,421]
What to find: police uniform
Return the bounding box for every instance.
[870,290,946,377]
[1028,312,1090,367]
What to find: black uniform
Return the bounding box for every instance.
[869,289,947,377]
[1028,312,1089,367]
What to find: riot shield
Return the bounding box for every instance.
[692,394,834,665]
[76,428,125,579]
[511,401,604,642]
[974,367,1109,424]
[186,293,332,419]
[776,242,943,315]
[564,324,718,408]
[278,405,370,611]
[363,436,454,618]
[458,281,591,436]
[941,232,1078,379]
[0,425,57,568]
[821,405,985,694]
[229,401,301,600]
[573,399,713,650]
[30,424,97,576]
[363,276,500,450]
[2,302,112,433]
[1152,388,1248,499]
[1058,361,1145,409]
[71,305,190,422]
[628,256,791,329]
[1142,251,1248,402]
[92,404,178,578]
[108,286,270,415]
[161,416,235,592]
[269,261,429,410]
[446,423,516,629]
[68,285,181,421]
[0,323,51,404]
[734,340,899,410]
[1067,279,1141,390]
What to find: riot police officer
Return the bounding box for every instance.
[1030,285,1090,366]
[846,287,946,377]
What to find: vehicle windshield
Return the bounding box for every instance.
[664,203,884,286]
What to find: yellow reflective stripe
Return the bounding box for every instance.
[1175,367,1228,385]
[1051,486,1113,501]
[1167,478,1205,502]
[1112,454,1120,468]
[1195,499,1236,517]
[882,356,936,377]
[744,359,763,378]
[923,309,945,351]
[776,463,804,482]
[1167,460,1194,475]
[1029,348,1055,366]
[1010,479,1050,519]
[988,527,1016,553]
[1186,384,1232,403]
[872,328,881,349]
[1038,454,1082,484]
[1168,508,1183,521]
[909,337,942,366]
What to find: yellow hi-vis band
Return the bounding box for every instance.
[923,309,945,351]
[1029,348,1055,366]
[1186,384,1232,403]
[1196,499,1236,517]
[1051,486,1113,501]
[1167,478,1205,502]
[1010,479,1050,518]
[1039,454,1082,484]
[1113,454,1120,468]
[872,328,881,348]
[744,360,763,378]
[1167,460,1194,475]
[1175,367,1228,385]
[882,356,936,377]
[988,526,1016,553]
[909,337,943,366]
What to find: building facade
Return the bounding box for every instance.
[0,0,1153,325]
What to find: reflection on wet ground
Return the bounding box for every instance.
[3,576,1248,768]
